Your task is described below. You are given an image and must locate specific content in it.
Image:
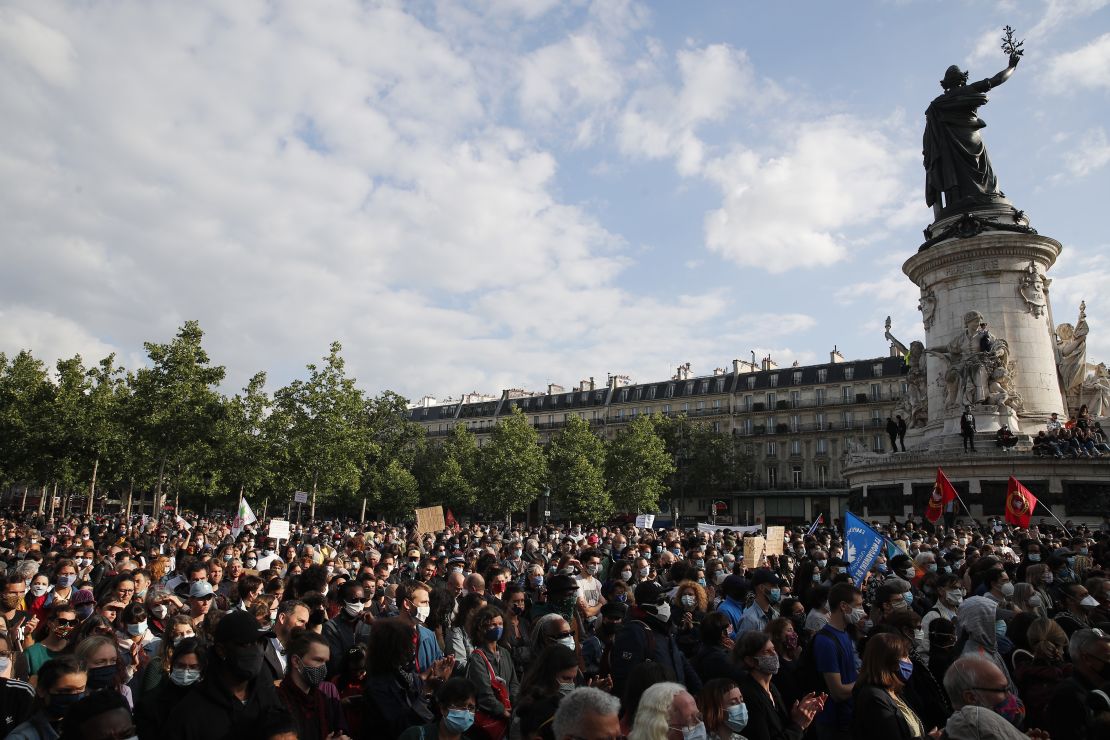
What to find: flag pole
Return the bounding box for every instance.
[1036,500,1072,538]
[951,489,979,528]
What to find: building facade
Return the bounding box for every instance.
[409,350,909,525]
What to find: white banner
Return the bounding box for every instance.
[634,514,655,529]
[697,522,762,535]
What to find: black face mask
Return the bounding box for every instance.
[224,644,264,681]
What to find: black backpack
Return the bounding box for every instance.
[795,624,848,697]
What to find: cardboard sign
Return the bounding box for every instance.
[635,514,655,529]
[743,536,767,567]
[414,505,446,535]
[293,491,309,504]
[268,519,291,542]
[765,526,785,556]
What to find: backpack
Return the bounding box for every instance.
[795,625,848,697]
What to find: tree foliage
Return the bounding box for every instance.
[606,414,675,514]
[547,415,610,524]
[477,408,547,521]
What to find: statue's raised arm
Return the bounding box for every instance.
[923,26,1025,219]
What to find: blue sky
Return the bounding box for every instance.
[1,1,1108,401]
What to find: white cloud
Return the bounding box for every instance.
[1041,32,1110,91]
[0,1,718,400]
[1030,0,1110,38]
[1055,127,1110,179]
[0,7,75,86]
[701,116,917,272]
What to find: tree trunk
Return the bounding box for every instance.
[360,497,367,523]
[47,481,57,519]
[125,480,134,519]
[61,491,69,518]
[86,457,99,517]
[262,498,268,521]
[20,486,28,511]
[310,471,318,521]
[153,457,167,513]
[37,483,47,514]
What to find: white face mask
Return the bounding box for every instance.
[557,635,575,650]
[415,605,431,623]
[29,584,48,597]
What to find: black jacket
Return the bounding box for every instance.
[166,672,284,740]
[737,674,803,740]
[691,644,746,685]
[611,614,703,697]
[136,679,194,739]
[850,684,918,740]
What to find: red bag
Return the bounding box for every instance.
[471,648,511,740]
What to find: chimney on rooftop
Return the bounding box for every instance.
[830,346,845,364]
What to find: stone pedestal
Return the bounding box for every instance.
[902,230,1066,449]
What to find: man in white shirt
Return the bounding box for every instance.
[575,550,606,624]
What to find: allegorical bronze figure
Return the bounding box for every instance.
[923,27,1024,219]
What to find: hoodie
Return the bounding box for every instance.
[957,595,1015,692]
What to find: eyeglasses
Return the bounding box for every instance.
[446,703,478,712]
[54,618,79,627]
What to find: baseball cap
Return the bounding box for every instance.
[546,574,578,594]
[188,581,215,599]
[750,569,782,588]
[634,581,666,605]
[214,609,269,645]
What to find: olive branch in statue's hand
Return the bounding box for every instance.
[1001,25,1024,58]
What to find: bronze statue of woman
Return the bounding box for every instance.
[923,49,1021,219]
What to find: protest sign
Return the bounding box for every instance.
[415,505,446,534]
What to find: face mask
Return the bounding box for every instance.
[29,584,48,598]
[128,621,148,636]
[986,692,1025,727]
[1080,595,1100,608]
[901,568,915,579]
[1043,573,1054,584]
[897,659,913,681]
[817,559,827,568]
[680,595,696,608]
[903,592,914,607]
[945,592,963,608]
[784,632,799,650]
[1027,554,1040,562]
[225,644,264,681]
[999,582,1015,598]
[88,664,118,690]
[444,709,475,734]
[77,604,95,619]
[558,681,576,696]
[557,635,576,651]
[344,601,364,618]
[1027,594,1042,609]
[174,632,195,645]
[615,594,627,603]
[47,691,85,718]
[995,620,1007,637]
[675,721,707,740]
[847,606,866,625]
[586,564,599,576]
[639,567,650,579]
[415,605,431,623]
[812,572,821,582]
[716,572,728,585]
[485,626,504,642]
[532,576,544,587]
[877,564,888,574]
[912,627,925,644]
[725,703,749,732]
[756,654,780,675]
[246,559,257,568]
[169,667,201,686]
[653,602,672,623]
[299,660,327,688]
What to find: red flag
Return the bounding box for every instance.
[445,509,458,529]
[926,468,958,523]
[1005,476,1038,528]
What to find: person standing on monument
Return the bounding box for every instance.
[886,416,899,454]
[960,406,977,452]
[896,415,908,452]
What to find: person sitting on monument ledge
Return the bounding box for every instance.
[1031,431,1063,459]
[994,427,1017,451]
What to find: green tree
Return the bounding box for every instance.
[606,414,675,514]
[0,351,55,507]
[216,372,276,507]
[415,424,479,510]
[366,458,420,519]
[80,355,128,515]
[657,416,754,506]
[272,342,369,518]
[547,415,610,524]
[129,321,226,513]
[477,408,547,523]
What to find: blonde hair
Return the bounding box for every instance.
[629,682,686,740]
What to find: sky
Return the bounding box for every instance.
[2,0,1109,403]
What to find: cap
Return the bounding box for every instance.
[214,609,269,645]
[722,575,748,593]
[188,581,215,599]
[600,602,628,620]
[71,589,96,606]
[545,574,578,594]
[634,581,666,605]
[587,535,599,545]
[750,569,782,588]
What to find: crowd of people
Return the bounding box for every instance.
[0,508,1109,740]
[1029,407,1110,458]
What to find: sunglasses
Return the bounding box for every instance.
[54,618,79,627]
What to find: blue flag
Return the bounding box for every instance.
[845,512,884,587]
